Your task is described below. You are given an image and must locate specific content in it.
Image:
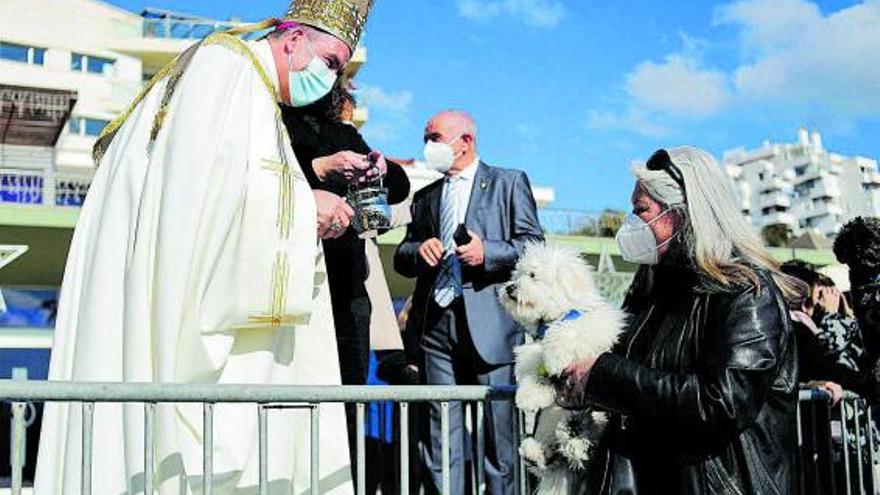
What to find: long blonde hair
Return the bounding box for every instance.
[634,146,806,302]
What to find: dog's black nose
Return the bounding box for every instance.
[506,284,518,299]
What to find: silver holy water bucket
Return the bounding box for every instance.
[348,178,391,234]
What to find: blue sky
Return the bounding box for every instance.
[108,0,880,211]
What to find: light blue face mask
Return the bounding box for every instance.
[287,39,337,108]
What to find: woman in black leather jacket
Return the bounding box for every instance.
[557,146,807,495]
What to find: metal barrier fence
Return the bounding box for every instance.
[0,380,520,495]
[4,382,879,494]
[798,388,879,495]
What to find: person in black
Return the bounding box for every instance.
[780,260,876,399]
[280,83,410,477]
[554,147,807,495]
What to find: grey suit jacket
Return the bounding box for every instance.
[394,162,545,365]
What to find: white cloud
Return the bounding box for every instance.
[587,0,880,139]
[514,123,544,152]
[716,0,880,116]
[359,85,413,115]
[456,0,565,28]
[358,84,414,145]
[625,54,731,118]
[586,107,674,139]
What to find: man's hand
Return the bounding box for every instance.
[313,151,373,181]
[455,230,484,267]
[314,190,354,239]
[418,238,445,267]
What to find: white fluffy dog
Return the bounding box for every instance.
[499,243,626,494]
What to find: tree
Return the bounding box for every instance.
[762,223,793,247]
[598,210,626,237]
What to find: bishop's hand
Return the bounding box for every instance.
[314,190,354,239]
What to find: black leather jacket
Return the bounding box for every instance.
[560,265,798,495]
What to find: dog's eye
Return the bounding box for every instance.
[529,272,536,279]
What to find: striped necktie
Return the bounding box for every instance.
[434,176,463,307]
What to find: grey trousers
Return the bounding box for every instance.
[422,299,516,495]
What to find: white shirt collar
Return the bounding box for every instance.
[448,156,480,181]
[248,39,283,102]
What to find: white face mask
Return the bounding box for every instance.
[423,134,463,173]
[615,210,676,265]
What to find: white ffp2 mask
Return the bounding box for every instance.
[423,135,463,173]
[615,210,676,265]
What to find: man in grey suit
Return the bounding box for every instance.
[395,111,544,495]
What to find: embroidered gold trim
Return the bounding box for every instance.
[246,252,292,326]
[92,33,280,165]
[262,157,305,240]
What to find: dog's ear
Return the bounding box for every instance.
[558,262,587,303]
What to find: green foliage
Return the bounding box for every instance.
[762,223,793,247]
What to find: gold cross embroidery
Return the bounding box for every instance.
[262,158,295,240]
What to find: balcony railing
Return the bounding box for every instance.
[0,168,92,207]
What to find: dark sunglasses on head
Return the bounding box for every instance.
[646,149,686,191]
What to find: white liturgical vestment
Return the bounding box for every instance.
[34,35,353,494]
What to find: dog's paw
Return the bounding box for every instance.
[513,342,544,380]
[555,421,592,469]
[520,437,547,474]
[516,376,556,411]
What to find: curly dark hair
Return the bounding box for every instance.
[834,217,880,288]
[325,80,356,123]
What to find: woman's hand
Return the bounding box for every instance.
[808,380,844,406]
[553,356,599,409]
[563,357,599,385]
[313,151,371,181]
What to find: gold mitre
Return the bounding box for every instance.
[283,0,374,52]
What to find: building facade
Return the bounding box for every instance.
[0,0,367,207]
[724,127,880,237]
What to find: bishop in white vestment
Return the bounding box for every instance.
[34,1,375,493]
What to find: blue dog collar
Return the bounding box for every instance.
[535,309,583,340]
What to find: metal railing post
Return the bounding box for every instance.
[310,404,320,495]
[82,401,94,495]
[475,401,485,495]
[357,403,365,495]
[144,402,156,495]
[400,402,409,495]
[854,399,867,495]
[866,403,878,495]
[9,368,28,495]
[259,405,268,495]
[441,401,450,495]
[203,403,214,495]
[515,409,526,495]
[842,399,853,495]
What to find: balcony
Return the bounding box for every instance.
[760,192,791,209]
[0,168,91,208]
[810,180,841,199]
[799,201,844,220]
[761,212,796,227]
[864,170,880,188]
[760,176,789,193]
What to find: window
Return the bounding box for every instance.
[71,52,115,75]
[68,117,110,137]
[71,53,83,71]
[0,41,46,65]
[68,117,82,135]
[84,118,109,136]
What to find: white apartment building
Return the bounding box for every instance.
[723,127,880,237]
